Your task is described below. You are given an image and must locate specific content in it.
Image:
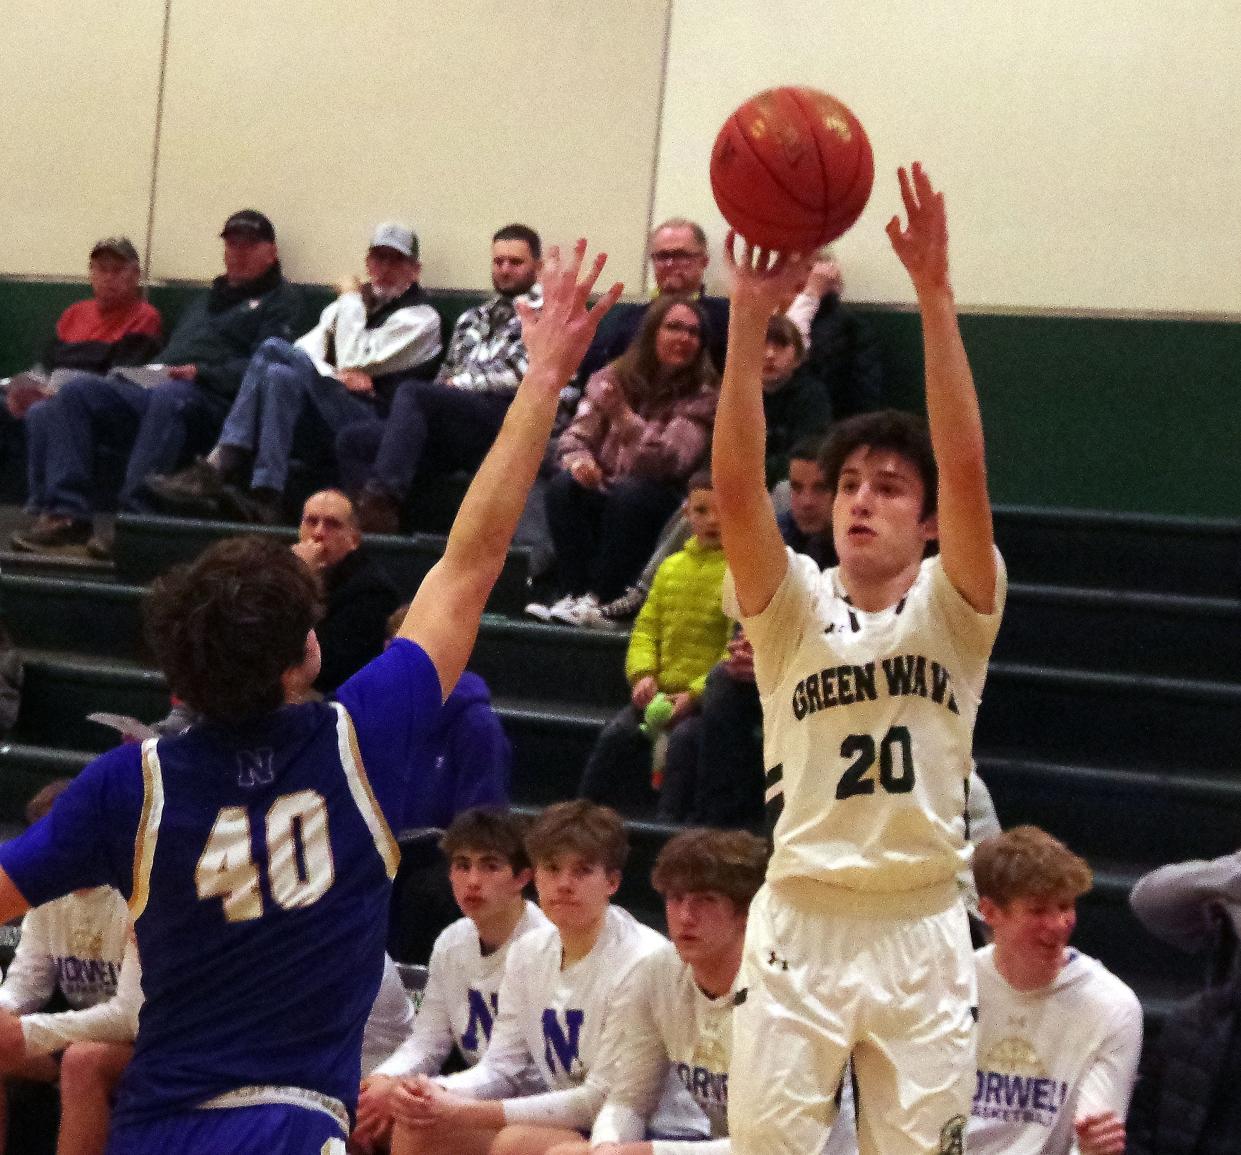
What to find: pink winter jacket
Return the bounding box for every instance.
[557,367,718,487]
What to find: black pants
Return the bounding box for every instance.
[691,665,766,831]
[544,470,682,603]
[578,704,700,818]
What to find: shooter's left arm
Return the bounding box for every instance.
[888,163,997,614]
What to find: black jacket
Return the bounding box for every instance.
[1127,913,1241,1155]
[160,262,303,399]
[314,550,401,695]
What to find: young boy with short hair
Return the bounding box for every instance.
[352,808,548,1153]
[577,473,730,820]
[390,800,703,1155]
[971,826,1142,1155]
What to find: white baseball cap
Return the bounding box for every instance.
[368,221,418,260]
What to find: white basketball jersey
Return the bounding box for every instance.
[739,548,1005,895]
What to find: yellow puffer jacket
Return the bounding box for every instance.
[625,536,732,698]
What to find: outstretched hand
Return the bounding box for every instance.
[723,231,812,321]
[886,162,951,295]
[516,239,622,388]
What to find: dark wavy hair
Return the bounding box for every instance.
[609,294,719,408]
[651,828,769,911]
[818,408,938,519]
[144,536,323,724]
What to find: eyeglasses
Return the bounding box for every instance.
[651,249,705,264]
[661,320,701,337]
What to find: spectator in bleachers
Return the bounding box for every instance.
[11,210,301,557]
[970,826,1141,1155]
[578,218,729,383]
[576,472,730,820]
[389,800,704,1155]
[528,296,718,626]
[758,315,833,491]
[382,603,512,965]
[145,221,440,526]
[578,313,835,632]
[785,253,885,421]
[0,787,139,1155]
[2,237,162,421]
[337,224,542,534]
[290,489,401,696]
[688,442,833,831]
[1127,850,1241,1154]
[354,809,548,1154]
[1,235,163,510]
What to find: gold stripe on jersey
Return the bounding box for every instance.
[129,738,166,919]
[331,703,400,879]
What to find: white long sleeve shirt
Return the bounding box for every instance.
[441,906,705,1138]
[373,902,548,1079]
[295,288,441,378]
[969,946,1143,1155]
[0,887,137,1056]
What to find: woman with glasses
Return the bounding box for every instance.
[528,295,719,627]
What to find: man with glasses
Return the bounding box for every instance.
[578,219,730,381]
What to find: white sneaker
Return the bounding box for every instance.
[549,593,600,626]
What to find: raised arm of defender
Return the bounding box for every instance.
[400,241,622,697]
[886,163,996,613]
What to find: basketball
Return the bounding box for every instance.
[709,86,874,252]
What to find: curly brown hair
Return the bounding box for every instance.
[819,409,938,520]
[609,294,719,408]
[144,536,323,724]
[651,828,769,910]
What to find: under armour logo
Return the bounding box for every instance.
[767,950,789,971]
[823,623,837,635]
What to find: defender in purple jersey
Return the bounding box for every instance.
[0,242,622,1155]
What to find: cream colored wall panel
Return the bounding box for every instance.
[656,1,1241,313]
[150,0,669,293]
[0,3,166,276]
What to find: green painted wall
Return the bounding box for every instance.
[1,280,1237,518]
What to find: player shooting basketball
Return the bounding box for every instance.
[712,163,1005,1155]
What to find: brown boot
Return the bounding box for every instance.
[356,488,401,535]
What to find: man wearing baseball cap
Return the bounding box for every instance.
[12,209,301,555]
[144,220,440,526]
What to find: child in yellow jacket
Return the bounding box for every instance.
[577,472,731,818]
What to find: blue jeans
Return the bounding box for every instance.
[217,338,378,492]
[26,372,228,518]
[335,379,511,498]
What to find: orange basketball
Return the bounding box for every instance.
[710,86,874,252]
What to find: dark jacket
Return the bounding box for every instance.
[1127,913,1241,1155]
[399,671,511,830]
[805,292,885,420]
[763,366,833,486]
[776,509,836,570]
[314,550,401,695]
[160,262,302,400]
[578,293,731,382]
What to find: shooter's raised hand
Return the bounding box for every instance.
[516,239,622,389]
[723,231,813,320]
[886,162,951,296]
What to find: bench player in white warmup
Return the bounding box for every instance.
[712,163,1005,1155]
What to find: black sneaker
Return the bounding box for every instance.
[11,514,93,553]
[145,458,225,517]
